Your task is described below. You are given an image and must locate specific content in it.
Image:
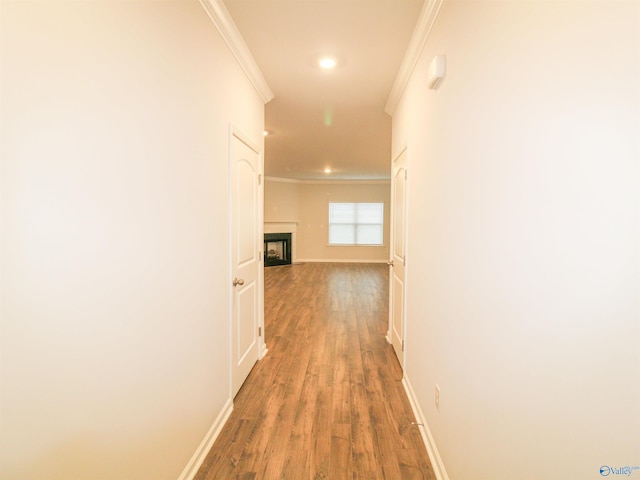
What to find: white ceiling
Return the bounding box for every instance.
[224,0,425,180]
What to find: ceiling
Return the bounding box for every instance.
[223,0,425,180]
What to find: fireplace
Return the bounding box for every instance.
[264,233,292,267]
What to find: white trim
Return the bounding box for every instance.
[295,259,387,264]
[177,399,233,480]
[263,222,297,231]
[385,0,446,115]
[264,176,301,184]
[326,244,385,248]
[198,0,274,104]
[257,139,267,361]
[265,176,390,185]
[402,374,450,480]
[259,346,268,360]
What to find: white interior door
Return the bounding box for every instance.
[231,128,261,397]
[389,148,407,368]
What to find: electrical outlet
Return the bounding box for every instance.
[435,384,440,411]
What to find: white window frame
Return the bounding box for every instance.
[328,202,384,246]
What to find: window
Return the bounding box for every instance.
[328,202,384,246]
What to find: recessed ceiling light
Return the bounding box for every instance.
[319,57,337,69]
[324,167,332,174]
[263,130,272,136]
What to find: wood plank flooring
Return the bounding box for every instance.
[195,262,435,480]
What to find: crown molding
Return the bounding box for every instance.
[385,0,446,115]
[199,0,274,104]
[265,176,390,185]
[265,176,300,184]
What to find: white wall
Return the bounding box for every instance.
[393,1,640,479]
[264,179,300,223]
[265,179,390,262]
[0,1,264,479]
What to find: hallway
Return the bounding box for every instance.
[195,263,435,479]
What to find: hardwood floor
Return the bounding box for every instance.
[195,262,435,480]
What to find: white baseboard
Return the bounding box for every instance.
[402,374,450,480]
[295,258,387,264]
[177,398,233,480]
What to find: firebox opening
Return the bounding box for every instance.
[264,233,292,267]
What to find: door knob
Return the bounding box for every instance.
[233,277,245,286]
[387,260,394,267]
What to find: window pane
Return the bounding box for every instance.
[356,224,383,245]
[329,203,355,224]
[356,203,383,224]
[329,224,355,244]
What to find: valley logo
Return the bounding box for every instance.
[600,465,640,477]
